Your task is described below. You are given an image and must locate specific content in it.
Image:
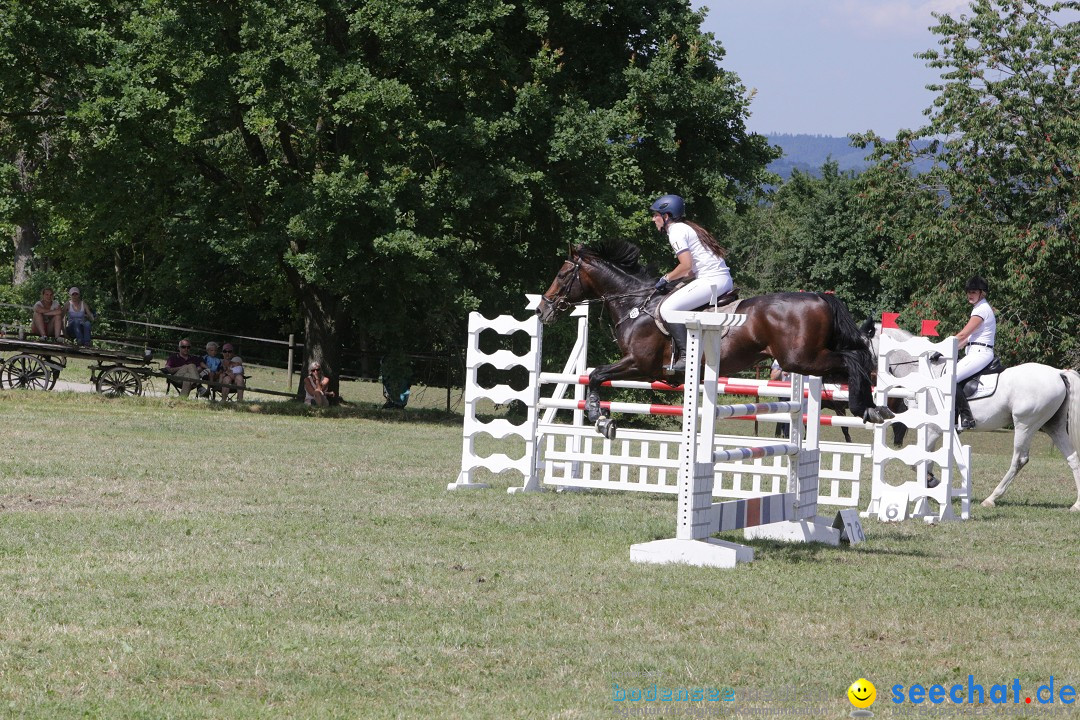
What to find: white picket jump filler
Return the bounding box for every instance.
[630,311,843,569]
[862,332,972,523]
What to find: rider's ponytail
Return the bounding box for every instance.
[683,220,727,258]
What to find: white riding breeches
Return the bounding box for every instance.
[658,276,734,324]
[956,345,993,383]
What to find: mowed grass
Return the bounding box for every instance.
[46,353,465,411]
[2,390,1080,719]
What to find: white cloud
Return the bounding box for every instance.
[828,0,972,35]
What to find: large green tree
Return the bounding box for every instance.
[1,0,776,391]
[856,0,1079,364]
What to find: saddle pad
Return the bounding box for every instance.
[964,372,1000,401]
[654,299,744,337]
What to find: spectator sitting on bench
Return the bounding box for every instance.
[64,287,94,347]
[200,341,225,397]
[31,287,64,340]
[220,351,246,402]
[163,338,203,397]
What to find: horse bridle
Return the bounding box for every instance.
[546,255,658,316]
[545,258,583,314]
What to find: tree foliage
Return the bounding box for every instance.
[855,0,1079,364]
[730,162,889,321]
[1,0,776,386]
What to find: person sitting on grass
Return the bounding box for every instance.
[163,338,203,398]
[220,354,246,402]
[304,361,334,407]
[31,287,65,341]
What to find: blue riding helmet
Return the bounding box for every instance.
[649,194,685,220]
[964,276,989,293]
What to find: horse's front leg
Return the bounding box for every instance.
[586,356,653,439]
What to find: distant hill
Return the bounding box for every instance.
[765,133,934,179]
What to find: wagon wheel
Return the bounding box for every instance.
[40,355,62,390]
[95,367,143,397]
[2,353,51,390]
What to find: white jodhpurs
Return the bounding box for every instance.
[658,276,734,323]
[956,346,993,383]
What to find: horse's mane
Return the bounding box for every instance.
[577,239,655,281]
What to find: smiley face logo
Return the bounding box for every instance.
[848,678,877,709]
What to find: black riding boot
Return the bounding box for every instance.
[955,388,976,431]
[667,324,688,374]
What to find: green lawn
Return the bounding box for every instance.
[39,352,465,411]
[2,390,1079,719]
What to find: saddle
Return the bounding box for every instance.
[959,357,1005,400]
[653,288,741,336]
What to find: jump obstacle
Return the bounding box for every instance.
[629,311,844,568]
[450,298,973,566]
[451,298,869,508]
[865,328,972,522]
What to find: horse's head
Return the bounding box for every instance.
[536,239,651,325]
[867,321,945,378]
[537,249,587,325]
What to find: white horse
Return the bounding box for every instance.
[872,325,1080,511]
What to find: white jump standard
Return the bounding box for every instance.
[630,311,844,569]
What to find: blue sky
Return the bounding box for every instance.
[691,0,974,137]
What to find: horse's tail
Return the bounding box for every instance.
[1061,369,1080,455]
[817,292,876,415]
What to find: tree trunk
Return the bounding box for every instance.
[291,279,343,403]
[11,149,39,286]
[114,247,126,314]
[12,221,39,286]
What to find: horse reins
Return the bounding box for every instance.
[546,257,654,315]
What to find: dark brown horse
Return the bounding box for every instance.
[536,240,894,436]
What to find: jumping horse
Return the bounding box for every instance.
[536,239,894,438]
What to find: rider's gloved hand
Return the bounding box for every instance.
[654,277,671,295]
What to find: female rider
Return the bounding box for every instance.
[650,194,732,373]
[952,276,996,430]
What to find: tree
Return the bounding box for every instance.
[855,0,1079,364]
[727,162,890,321]
[1,1,777,393]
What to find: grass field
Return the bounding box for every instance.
[41,353,465,411]
[2,389,1080,719]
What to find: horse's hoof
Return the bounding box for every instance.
[862,406,895,424]
[926,474,940,489]
[595,418,617,440]
[981,498,996,508]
